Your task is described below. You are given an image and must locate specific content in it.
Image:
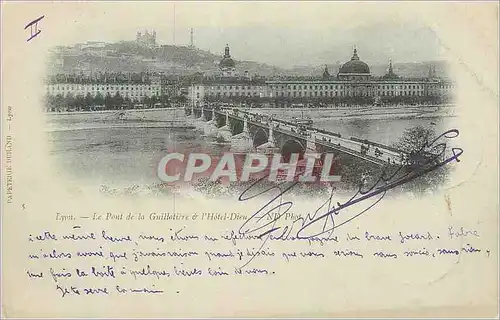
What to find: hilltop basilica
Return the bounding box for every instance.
[136,29,157,48]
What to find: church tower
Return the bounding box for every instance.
[219,44,237,78]
[382,59,399,80]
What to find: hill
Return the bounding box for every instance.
[47,41,449,79]
[47,41,284,77]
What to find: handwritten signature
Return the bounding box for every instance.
[236,129,463,267]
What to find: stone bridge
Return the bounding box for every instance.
[186,105,409,166]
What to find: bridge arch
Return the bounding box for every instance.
[229,118,243,135]
[214,112,225,128]
[252,127,268,148]
[280,139,306,162]
[204,110,213,121]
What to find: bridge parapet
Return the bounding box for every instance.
[195,106,408,166]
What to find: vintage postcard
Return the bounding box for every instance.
[1,1,498,318]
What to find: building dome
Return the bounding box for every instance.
[338,48,370,74]
[219,44,236,69]
[220,57,235,68]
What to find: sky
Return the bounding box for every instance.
[47,2,448,68]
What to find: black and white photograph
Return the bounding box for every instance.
[43,9,456,197]
[2,2,497,318]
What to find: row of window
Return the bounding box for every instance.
[268,88,426,94]
[192,87,452,95]
[204,92,261,97]
[199,90,428,98]
[48,85,161,90]
[49,92,159,97]
[196,85,264,90]
[194,84,449,92]
[255,88,424,95]
[47,87,160,92]
[268,84,427,90]
[271,91,424,97]
[204,89,264,93]
[48,89,161,94]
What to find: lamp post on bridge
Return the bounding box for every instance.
[199,105,204,120]
[306,131,317,153]
[268,121,277,147]
[243,115,249,134]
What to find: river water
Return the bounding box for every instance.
[45,107,453,187]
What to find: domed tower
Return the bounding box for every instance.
[382,60,399,80]
[322,65,331,79]
[219,44,237,78]
[337,47,371,81]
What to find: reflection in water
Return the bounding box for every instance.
[315,117,447,146]
[48,127,230,186]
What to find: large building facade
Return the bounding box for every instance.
[189,47,454,105]
[45,73,163,101]
[189,81,267,101]
[45,45,454,111]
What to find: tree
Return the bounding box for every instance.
[392,125,451,194]
[104,93,113,109]
[54,94,65,110]
[124,96,132,108]
[392,125,436,155]
[94,92,105,106]
[150,95,159,106]
[65,93,77,110]
[74,94,85,110]
[160,94,170,106]
[84,92,94,108]
[177,95,187,104]
[113,92,124,109]
[142,96,152,108]
[43,94,55,111]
